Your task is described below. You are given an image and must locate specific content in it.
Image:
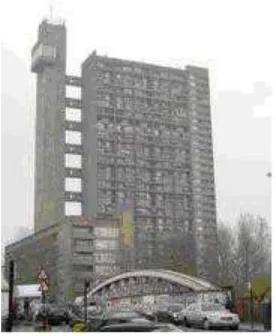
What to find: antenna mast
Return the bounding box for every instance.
[49,5,54,22]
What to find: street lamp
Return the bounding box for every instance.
[248,280,254,331]
[1,261,15,332]
[84,279,90,324]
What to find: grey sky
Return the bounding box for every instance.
[1,0,273,246]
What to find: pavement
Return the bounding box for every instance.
[178,322,266,332]
[239,322,266,332]
[8,321,71,332]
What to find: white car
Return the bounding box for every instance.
[179,302,240,330]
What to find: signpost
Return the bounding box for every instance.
[248,281,254,331]
[37,267,49,331]
[84,280,90,324]
[6,260,15,332]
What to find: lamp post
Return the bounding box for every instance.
[84,280,90,324]
[248,280,254,330]
[6,260,15,332]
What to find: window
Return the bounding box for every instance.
[74,239,93,248]
[65,202,82,216]
[66,108,81,122]
[94,227,118,237]
[65,154,82,168]
[65,130,82,145]
[66,86,81,99]
[73,227,90,235]
[65,177,82,192]
[94,240,118,250]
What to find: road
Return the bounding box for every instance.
[12,324,264,332]
[10,319,265,332]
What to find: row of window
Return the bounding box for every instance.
[96,94,191,109]
[73,227,94,235]
[96,123,189,137]
[94,264,120,276]
[97,85,188,100]
[73,239,93,248]
[94,252,118,263]
[96,65,187,83]
[98,105,188,118]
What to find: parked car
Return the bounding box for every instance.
[140,306,156,321]
[96,319,183,332]
[167,304,184,324]
[180,302,240,330]
[152,304,172,322]
[96,310,156,331]
[97,321,159,332]
[33,304,71,326]
[70,309,145,331]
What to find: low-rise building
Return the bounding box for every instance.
[5,217,121,303]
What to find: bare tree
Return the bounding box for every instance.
[217,214,271,294]
[217,221,236,286]
[154,230,196,274]
[235,215,270,289]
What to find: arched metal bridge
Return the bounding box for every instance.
[87,269,221,302]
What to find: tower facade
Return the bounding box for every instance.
[31,20,67,231]
[29,20,120,300]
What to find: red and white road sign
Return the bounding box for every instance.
[37,267,49,282]
[37,267,49,292]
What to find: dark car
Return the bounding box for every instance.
[34,304,70,326]
[98,322,159,332]
[98,321,184,332]
[84,310,151,332]
[152,304,174,323]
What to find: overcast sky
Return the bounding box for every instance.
[1,0,274,247]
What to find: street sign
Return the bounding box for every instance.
[37,267,49,282]
[37,267,49,292]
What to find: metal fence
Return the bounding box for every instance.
[235,298,271,323]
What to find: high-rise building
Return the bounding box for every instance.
[81,54,218,279]
[5,19,218,302]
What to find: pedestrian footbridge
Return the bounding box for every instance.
[87,269,221,303]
